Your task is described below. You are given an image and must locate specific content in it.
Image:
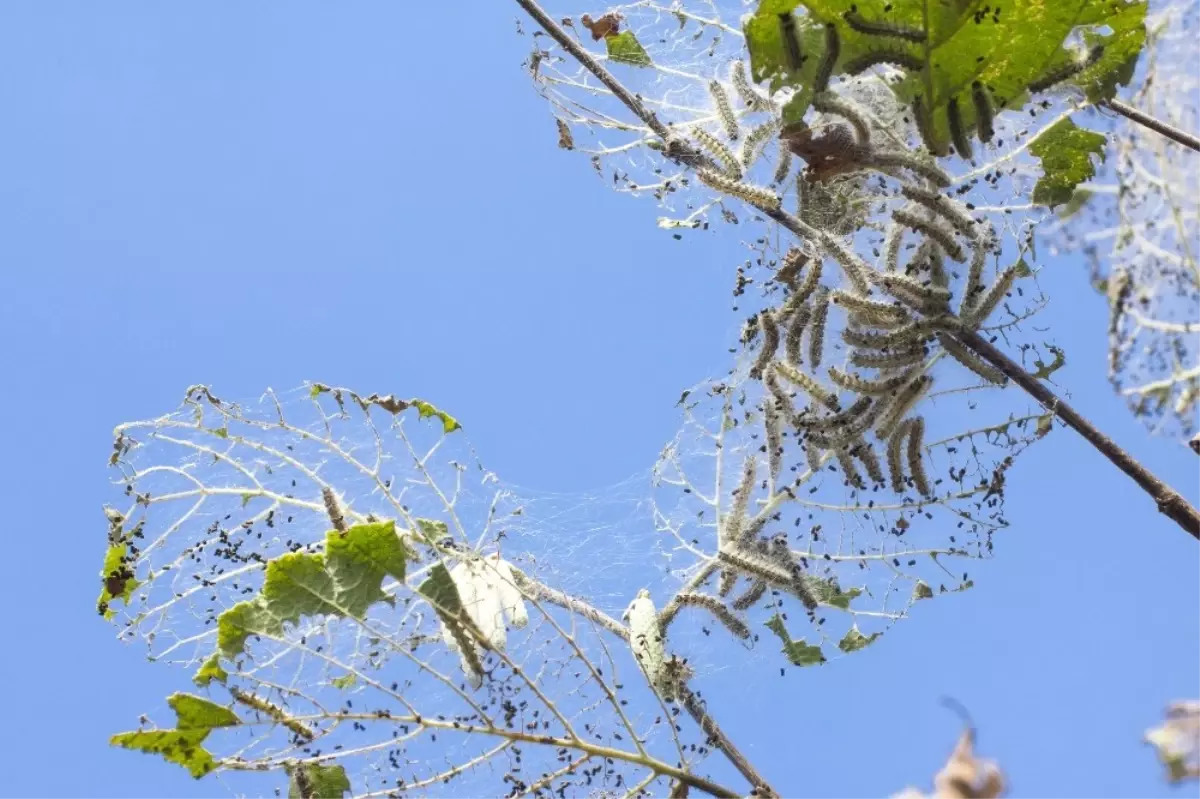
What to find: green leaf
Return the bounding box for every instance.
[912,580,934,600]
[415,518,449,544]
[287,763,351,799]
[110,693,240,778]
[331,673,357,690]
[838,625,881,653]
[217,522,409,657]
[412,400,462,433]
[1035,413,1054,438]
[1056,189,1093,221]
[1030,345,1066,380]
[212,426,229,439]
[1072,0,1147,102]
[97,540,140,619]
[764,614,826,666]
[193,654,228,687]
[1030,118,1106,208]
[808,577,861,609]
[605,31,651,67]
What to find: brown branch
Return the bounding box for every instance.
[677,684,778,797]
[954,329,1200,539]
[1102,98,1200,153]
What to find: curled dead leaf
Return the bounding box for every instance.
[556,118,574,150]
[1145,700,1200,784]
[580,12,621,41]
[893,727,1006,799]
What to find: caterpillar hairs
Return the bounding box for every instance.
[807,286,831,369]
[892,208,966,262]
[843,48,924,76]
[911,94,948,157]
[831,289,911,328]
[774,358,840,410]
[876,374,933,440]
[946,97,973,161]
[669,593,752,640]
[936,333,1008,385]
[697,167,782,210]
[692,128,742,178]
[971,81,995,143]
[778,11,805,71]
[785,301,811,365]
[850,344,927,369]
[842,9,926,43]
[828,365,917,396]
[731,60,773,112]
[964,264,1018,327]
[709,80,740,141]
[322,486,347,533]
[884,224,904,272]
[814,23,840,93]
[749,309,780,379]
[906,415,931,496]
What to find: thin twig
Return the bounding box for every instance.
[1103,97,1200,152]
[677,684,778,797]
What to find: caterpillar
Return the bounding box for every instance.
[808,286,831,369]
[912,94,948,157]
[879,272,952,313]
[936,332,1008,385]
[946,97,973,161]
[741,118,782,169]
[785,301,811,365]
[773,147,793,185]
[869,150,951,187]
[843,9,926,43]
[906,415,931,496]
[697,167,781,210]
[828,365,917,396]
[777,245,808,287]
[321,486,347,533]
[813,92,871,145]
[831,289,911,328]
[692,129,742,178]
[822,235,877,295]
[886,421,908,493]
[764,369,799,428]
[764,395,784,481]
[851,438,886,485]
[805,396,885,449]
[731,579,767,611]
[892,209,966,262]
[624,589,668,694]
[964,264,1018,327]
[971,81,995,143]
[963,230,994,313]
[670,593,752,640]
[718,569,739,598]
[835,447,866,489]
[884,224,904,272]
[876,374,933,440]
[795,395,873,432]
[842,316,942,350]
[732,60,773,112]
[774,359,840,410]
[899,185,977,234]
[728,455,757,544]
[850,344,927,369]
[749,309,780,379]
[787,254,824,309]
[814,23,840,93]
[779,12,805,72]
[709,80,740,141]
[805,435,824,472]
[721,543,819,610]
[843,48,924,76]
[1027,44,1103,95]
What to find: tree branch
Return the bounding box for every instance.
[954,328,1200,539]
[677,683,778,797]
[1102,98,1200,153]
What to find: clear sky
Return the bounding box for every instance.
[0,2,1196,798]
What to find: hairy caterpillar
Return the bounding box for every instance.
[741,118,782,169]
[773,147,793,185]
[669,593,752,640]
[835,447,866,489]
[731,60,772,112]
[842,316,943,350]
[697,168,781,210]
[321,486,347,533]
[850,344,927,369]
[808,286,831,369]
[822,235,877,295]
[779,11,805,71]
[731,579,767,611]
[624,589,668,694]
[774,359,840,410]
[785,301,811,365]
[886,421,907,493]
[718,542,818,610]
[709,80,740,141]
[843,9,926,43]
[912,94,948,157]
[1027,44,1103,94]
[971,81,995,143]
[764,394,784,481]
[879,272,952,313]
[692,129,742,178]
[936,333,1008,385]
[776,245,807,288]
[814,24,840,93]
[805,435,824,472]
[828,365,917,395]
[876,374,933,440]
[813,92,871,145]
[749,309,780,379]
[831,289,910,328]
[892,209,966,262]
[805,396,885,449]
[884,224,904,272]
[869,150,951,187]
[899,185,977,233]
[850,438,885,484]
[964,264,1018,327]
[787,253,824,310]
[843,48,924,75]
[764,366,798,420]
[946,97,972,161]
[795,394,873,432]
[727,456,757,545]
[963,232,992,312]
[906,415,931,496]
[718,569,739,598]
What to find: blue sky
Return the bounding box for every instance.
[0,2,1196,798]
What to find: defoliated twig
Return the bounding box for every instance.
[1102,98,1200,152]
